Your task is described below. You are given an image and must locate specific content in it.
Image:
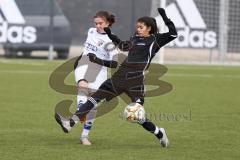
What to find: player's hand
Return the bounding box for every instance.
[158,8,171,24]
[157,8,166,16]
[104,27,112,35]
[104,27,121,44]
[87,53,97,62]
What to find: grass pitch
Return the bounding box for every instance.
[0,58,240,160]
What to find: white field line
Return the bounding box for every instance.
[0,69,240,78]
[166,73,240,78]
[0,70,49,74]
[0,59,44,66]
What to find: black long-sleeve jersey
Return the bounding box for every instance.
[113,20,178,79]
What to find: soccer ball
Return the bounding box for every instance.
[123,103,145,123]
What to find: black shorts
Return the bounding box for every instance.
[91,75,145,105]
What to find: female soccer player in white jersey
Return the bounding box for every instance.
[74,11,118,145]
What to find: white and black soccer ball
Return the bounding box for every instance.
[123,103,145,123]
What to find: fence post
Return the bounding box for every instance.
[150,0,166,64]
[159,0,166,64]
[219,0,229,63]
[48,0,54,60]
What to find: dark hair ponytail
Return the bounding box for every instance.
[137,16,159,34]
[94,11,116,27]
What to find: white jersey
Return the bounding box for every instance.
[83,27,117,60]
[75,27,118,91]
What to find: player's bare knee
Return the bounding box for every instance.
[77,79,89,95]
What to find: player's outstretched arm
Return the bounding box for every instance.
[87,53,118,68]
[158,8,171,24]
[104,27,121,45]
[158,8,178,37]
[155,8,178,47]
[104,27,131,51]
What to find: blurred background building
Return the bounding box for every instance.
[0,0,239,64]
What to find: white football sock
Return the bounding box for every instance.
[81,108,97,139]
[81,128,90,139]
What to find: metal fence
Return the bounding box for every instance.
[151,0,240,64]
[0,0,239,64]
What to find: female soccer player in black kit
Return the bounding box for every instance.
[55,8,178,147]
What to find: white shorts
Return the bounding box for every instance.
[74,55,108,92]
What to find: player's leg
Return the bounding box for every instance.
[77,79,89,113]
[139,118,169,147]
[55,55,102,134]
[80,107,97,145]
[74,60,89,110]
[55,79,120,132]
[55,64,89,134]
[76,80,94,145]
[55,89,101,134]
[75,61,108,144]
[79,63,109,145]
[71,79,119,126]
[77,81,88,105]
[127,85,169,147]
[75,60,94,144]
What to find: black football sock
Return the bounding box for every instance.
[155,130,163,139]
[140,119,163,139]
